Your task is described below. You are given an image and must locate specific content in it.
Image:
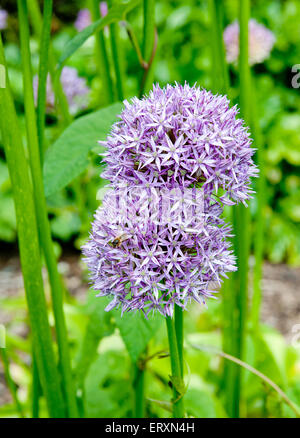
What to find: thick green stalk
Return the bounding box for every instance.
[174,305,184,376]
[229,0,251,418]
[27,0,71,127]
[90,0,114,104]
[0,36,65,417]
[36,0,53,164]
[166,317,184,418]
[140,0,156,96]
[0,349,24,417]
[237,0,251,367]
[31,350,41,418]
[133,361,145,418]
[250,79,265,332]
[208,0,238,413]
[17,0,78,418]
[209,0,229,94]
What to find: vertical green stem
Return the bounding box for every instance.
[229,0,251,418]
[250,78,265,332]
[174,305,184,376]
[36,0,53,164]
[133,361,145,418]
[209,0,229,95]
[27,0,72,126]
[90,0,114,104]
[110,22,124,101]
[31,348,41,418]
[0,35,65,418]
[166,316,184,418]
[17,0,78,418]
[0,348,24,418]
[140,0,156,96]
[208,0,238,414]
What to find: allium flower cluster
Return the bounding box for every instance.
[223,19,275,65]
[83,83,257,316]
[0,9,8,30]
[82,188,236,316]
[33,66,90,115]
[102,84,257,205]
[74,3,108,31]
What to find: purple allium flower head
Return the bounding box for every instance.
[224,19,275,66]
[74,3,108,31]
[82,187,236,317]
[33,66,90,115]
[0,9,8,30]
[101,83,258,206]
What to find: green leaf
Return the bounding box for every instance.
[114,311,162,363]
[84,351,131,418]
[57,0,141,68]
[43,102,123,197]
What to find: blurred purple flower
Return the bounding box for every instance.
[0,9,8,30]
[101,83,258,206]
[82,188,236,317]
[33,66,90,115]
[74,3,108,31]
[100,2,108,17]
[74,8,91,31]
[224,19,275,65]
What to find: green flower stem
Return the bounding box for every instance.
[209,0,229,95]
[110,21,124,101]
[0,35,65,418]
[124,21,146,68]
[31,349,42,418]
[140,0,156,96]
[27,0,72,127]
[0,348,24,418]
[36,0,52,164]
[17,0,78,418]
[208,0,238,414]
[174,305,184,376]
[166,316,185,418]
[90,0,114,104]
[133,360,145,418]
[229,0,252,418]
[250,77,265,332]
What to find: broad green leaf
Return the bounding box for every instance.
[57,0,141,68]
[114,311,162,363]
[43,102,123,197]
[84,351,131,418]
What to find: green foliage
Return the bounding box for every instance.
[43,102,123,197]
[114,311,162,363]
[84,351,132,418]
[57,0,142,68]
